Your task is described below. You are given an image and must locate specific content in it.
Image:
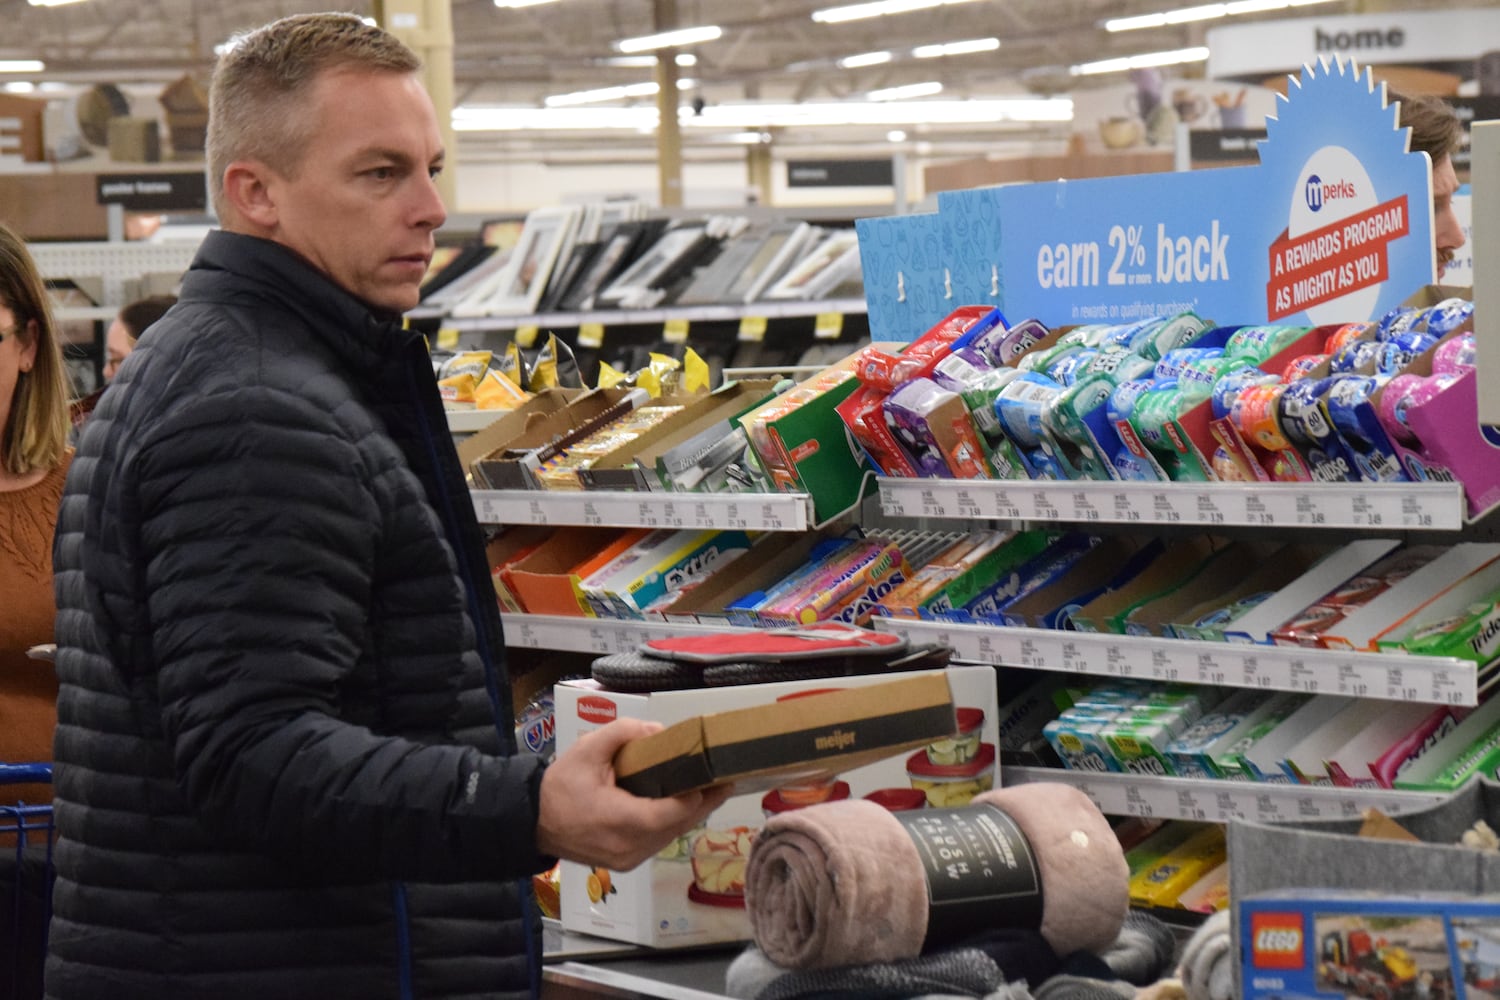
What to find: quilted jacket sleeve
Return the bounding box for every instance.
[133,383,549,882]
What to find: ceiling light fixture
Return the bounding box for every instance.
[453,96,1071,131]
[812,0,980,24]
[867,81,943,100]
[601,54,697,67]
[1070,45,1209,75]
[838,50,894,68]
[616,25,722,52]
[0,60,44,72]
[3,82,35,93]
[912,37,1000,58]
[545,78,696,106]
[494,0,558,7]
[25,0,86,7]
[1105,0,1334,31]
[887,129,907,142]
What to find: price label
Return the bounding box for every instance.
[738,315,768,342]
[526,499,548,524]
[1196,652,1225,686]
[1105,644,1132,678]
[760,503,787,531]
[435,326,460,351]
[587,627,612,654]
[475,496,499,523]
[954,489,983,519]
[514,324,540,349]
[814,312,844,340]
[581,502,604,527]
[1195,493,1224,524]
[1176,789,1207,822]
[1337,663,1368,698]
[516,620,537,648]
[578,323,605,348]
[1061,640,1085,672]
[663,318,690,344]
[1124,787,1155,818]
[1019,638,1042,668]
[993,488,1020,520]
[1114,493,1141,522]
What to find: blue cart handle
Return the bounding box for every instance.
[0,763,52,785]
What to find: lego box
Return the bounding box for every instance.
[554,665,1000,948]
[1240,890,1500,999]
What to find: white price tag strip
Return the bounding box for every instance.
[1003,767,1445,822]
[875,479,1463,530]
[500,613,740,653]
[871,620,1477,705]
[471,490,812,531]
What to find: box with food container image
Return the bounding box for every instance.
[552,666,1001,947]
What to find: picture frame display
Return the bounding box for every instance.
[452,205,582,316]
[595,224,708,308]
[764,229,860,301]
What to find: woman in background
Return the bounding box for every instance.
[0,220,72,804]
[69,293,177,433]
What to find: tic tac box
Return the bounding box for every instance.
[1239,890,1500,1000]
[554,665,1000,948]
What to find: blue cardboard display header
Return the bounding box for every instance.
[858,58,1437,340]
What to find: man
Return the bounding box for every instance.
[1396,91,1466,281]
[50,13,725,999]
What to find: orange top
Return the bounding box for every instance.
[0,456,69,804]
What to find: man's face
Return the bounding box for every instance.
[1432,153,1465,281]
[262,68,447,313]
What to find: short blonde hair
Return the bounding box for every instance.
[0,222,69,476]
[206,12,421,219]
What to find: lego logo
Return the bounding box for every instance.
[1250,912,1305,970]
[1256,929,1301,952]
[577,696,617,725]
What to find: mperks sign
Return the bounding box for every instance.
[910,57,1433,334]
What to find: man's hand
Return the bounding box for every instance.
[537,718,732,871]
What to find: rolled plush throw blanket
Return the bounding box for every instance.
[744,783,1128,970]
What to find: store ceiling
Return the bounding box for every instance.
[1,0,1490,157]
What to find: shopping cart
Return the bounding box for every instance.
[0,763,53,1000]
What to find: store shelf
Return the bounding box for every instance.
[473,489,812,531]
[429,297,868,332]
[871,619,1477,706]
[1003,765,1446,822]
[500,613,735,654]
[876,478,1466,531]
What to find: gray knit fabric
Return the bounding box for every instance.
[1178,910,1233,1000]
[1030,974,1136,999]
[725,946,1005,999]
[1099,910,1178,985]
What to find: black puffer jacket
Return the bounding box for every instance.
[50,230,549,999]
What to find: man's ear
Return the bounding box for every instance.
[222,161,278,231]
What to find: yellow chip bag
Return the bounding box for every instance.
[598,361,629,389]
[437,371,479,404]
[474,369,532,410]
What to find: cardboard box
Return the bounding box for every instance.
[1239,891,1500,1000]
[578,379,780,491]
[735,350,878,524]
[613,671,958,797]
[554,664,1000,947]
[478,388,652,490]
[502,526,638,616]
[1222,539,1401,644]
[1070,535,1223,634]
[457,387,586,484]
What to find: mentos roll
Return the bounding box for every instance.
[1210,363,1278,420]
[1420,297,1473,337]
[1045,372,1116,448]
[1323,322,1376,356]
[1211,446,1253,482]
[1225,324,1307,363]
[1113,447,1157,480]
[1082,347,1156,385]
[1130,382,1188,450]
[1047,347,1099,388]
[1375,330,1439,376]
[1108,377,1157,426]
[1129,311,1213,362]
[972,317,1050,368]
[1023,445,1068,480]
[1178,354,1240,407]
[1154,347,1223,381]
[994,372,1063,448]
[1279,353,1328,383]
[1231,382,1291,451]
[1100,317,1163,353]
